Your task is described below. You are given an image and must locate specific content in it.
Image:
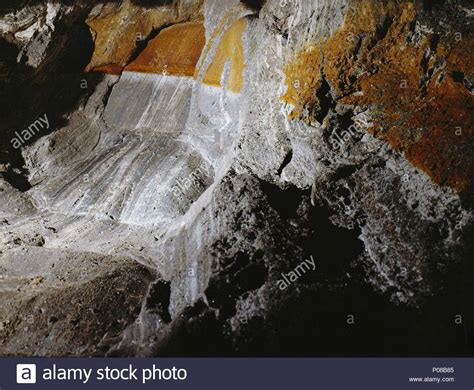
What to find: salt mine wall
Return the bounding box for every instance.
[0,0,472,356]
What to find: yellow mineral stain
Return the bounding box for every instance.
[126,22,206,77]
[202,18,247,93]
[30,276,44,288]
[280,45,323,120]
[194,7,243,76]
[281,0,474,193]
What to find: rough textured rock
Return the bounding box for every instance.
[281,1,474,194]
[0,0,472,357]
[0,2,73,68]
[86,0,204,73]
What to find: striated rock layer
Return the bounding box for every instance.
[0,0,472,356]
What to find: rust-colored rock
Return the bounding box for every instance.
[86,0,204,74]
[281,0,474,193]
[91,63,124,76]
[126,22,206,77]
[280,46,323,121]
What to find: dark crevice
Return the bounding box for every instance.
[375,15,394,42]
[206,251,268,318]
[146,280,172,324]
[452,71,464,83]
[1,169,31,192]
[315,77,335,123]
[334,164,358,180]
[422,0,445,13]
[0,0,27,14]
[305,205,364,278]
[276,150,293,176]
[352,35,363,59]
[338,110,356,130]
[153,299,231,356]
[429,34,440,52]
[132,0,174,7]
[452,70,473,94]
[241,0,266,10]
[102,77,120,108]
[126,23,173,66]
[260,181,306,219]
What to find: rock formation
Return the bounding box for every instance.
[0,0,472,356]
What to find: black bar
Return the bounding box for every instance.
[1,358,472,389]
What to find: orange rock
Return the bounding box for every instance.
[281,0,473,194]
[280,46,323,121]
[86,0,204,74]
[202,18,247,93]
[91,63,124,76]
[126,22,206,77]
